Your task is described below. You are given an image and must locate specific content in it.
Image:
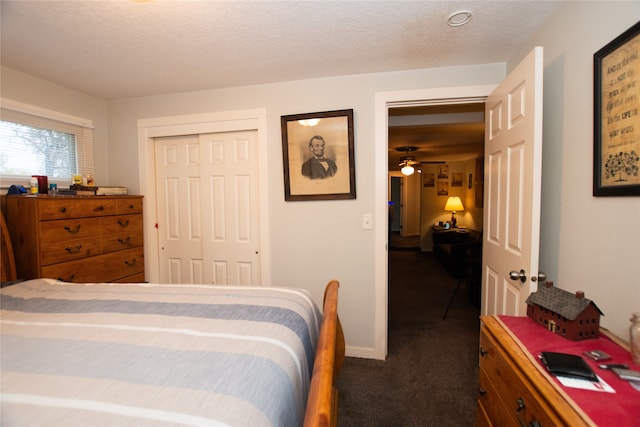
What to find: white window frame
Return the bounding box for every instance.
[0,98,94,189]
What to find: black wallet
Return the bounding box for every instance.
[540,351,598,382]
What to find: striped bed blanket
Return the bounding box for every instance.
[0,278,322,427]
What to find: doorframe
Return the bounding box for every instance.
[374,85,496,359]
[137,109,270,285]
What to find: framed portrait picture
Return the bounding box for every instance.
[437,164,449,179]
[423,173,435,188]
[437,181,449,196]
[281,109,356,201]
[451,172,463,187]
[475,157,484,208]
[593,21,640,196]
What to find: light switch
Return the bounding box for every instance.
[362,214,373,230]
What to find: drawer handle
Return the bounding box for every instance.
[65,245,82,254]
[94,205,105,211]
[64,225,81,234]
[128,204,134,209]
[516,398,541,427]
[124,259,137,267]
[480,347,488,357]
[118,219,130,227]
[60,207,67,213]
[118,237,132,246]
[56,273,75,282]
[478,388,487,396]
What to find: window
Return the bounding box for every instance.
[0,99,94,187]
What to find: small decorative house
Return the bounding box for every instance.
[525,282,603,341]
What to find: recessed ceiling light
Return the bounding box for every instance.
[447,10,473,27]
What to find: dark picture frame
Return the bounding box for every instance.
[475,157,484,208]
[451,172,463,187]
[281,109,356,201]
[593,21,640,196]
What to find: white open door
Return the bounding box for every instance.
[482,47,545,316]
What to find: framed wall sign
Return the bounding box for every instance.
[593,21,640,196]
[281,109,356,201]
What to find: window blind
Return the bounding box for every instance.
[0,99,94,185]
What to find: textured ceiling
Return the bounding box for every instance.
[1,0,561,168]
[1,0,560,100]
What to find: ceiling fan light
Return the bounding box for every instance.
[401,165,415,176]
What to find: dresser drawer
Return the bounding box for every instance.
[102,231,144,253]
[478,366,514,427]
[39,237,102,266]
[39,217,102,242]
[116,198,143,214]
[479,325,564,427]
[112,272,146,283]
[101,214,143,235]
[37,198,117,220]
[41,247,144,283]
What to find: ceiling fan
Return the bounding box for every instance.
[396,146,444,176]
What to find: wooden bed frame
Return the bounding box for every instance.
[304,280,345,427]
[1,211,345,426]
[1,211,17,282]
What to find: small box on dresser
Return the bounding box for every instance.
[6,195,144,283]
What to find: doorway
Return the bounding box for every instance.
[373,85,496,359]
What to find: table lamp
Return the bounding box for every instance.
[444,196,464,228]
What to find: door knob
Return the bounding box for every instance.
[509,269,527,283]
[531,272,547,282]
[509,269,547,283]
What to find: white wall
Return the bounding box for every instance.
[516,2,640,340]
[105,64,503,354]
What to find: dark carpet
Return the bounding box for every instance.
[336,249,480,426]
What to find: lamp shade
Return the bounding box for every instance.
[444,196,464,212]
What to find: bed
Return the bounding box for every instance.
[0,278,344,426]
[0,214,344,427]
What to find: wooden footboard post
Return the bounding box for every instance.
[304,280,345,427]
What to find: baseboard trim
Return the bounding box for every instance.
[345,345,385,360]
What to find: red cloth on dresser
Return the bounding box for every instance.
[498,316,640,426]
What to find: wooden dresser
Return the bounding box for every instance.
[6,195,144,283]
[478,315,593,427]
